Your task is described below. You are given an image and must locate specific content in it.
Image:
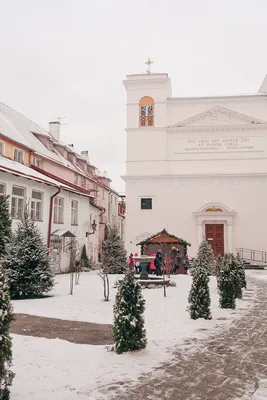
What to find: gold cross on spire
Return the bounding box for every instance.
[145,58,153,74]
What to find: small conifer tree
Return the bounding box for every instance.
[191,240,214,276]
[0,264,14,400]
[113,272,147,354]
[102,226,127,274]
[218,253,236,309]
[80,244,91,270]
[0,196,12,260]
[3,208,54,299]
[215,254,224,280]
[236,253,247,289]
[188,259,212,320]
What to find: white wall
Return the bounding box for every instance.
[0,172,99,271]
[123,72,267,257]
[125,176,267,257]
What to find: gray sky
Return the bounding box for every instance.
[1,0,267,192]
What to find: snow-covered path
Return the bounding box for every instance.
[113,272,267,400]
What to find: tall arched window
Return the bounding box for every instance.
[139,96,154,127]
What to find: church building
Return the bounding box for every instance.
[123,62,267,257]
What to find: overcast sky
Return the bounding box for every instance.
[1,0,267,192]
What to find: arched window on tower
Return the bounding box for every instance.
[139,96,154,127]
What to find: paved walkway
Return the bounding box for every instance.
[114,277,267,400]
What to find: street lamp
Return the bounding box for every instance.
[86,219,97,237]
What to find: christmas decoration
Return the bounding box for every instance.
[3,208,54,299]
[188,240,212,320]
[0,196,12,260]
[0,264,14,400]
[218,253,236,309]
[113,272,147,354]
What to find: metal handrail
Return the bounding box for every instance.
[236,248,267,264]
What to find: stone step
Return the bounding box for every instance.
[244,264,265,270]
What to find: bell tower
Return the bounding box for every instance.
[123,60,172,176]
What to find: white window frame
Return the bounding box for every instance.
[74,173,79,185]
[14,148,24,164]
[0,183,6,195]
[11,185,25,219]
[71,199,78,225]
[0,141,5,156]
[53,196,64,223]
[35,157,43,168]
[31,190,43,221]
[81,176,86,188]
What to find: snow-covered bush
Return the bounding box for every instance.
[191,240,214,276]
[218,253,236,309]
[236,253,247,290]
[113,272,147,354]
[102,226,127,274]
[3,208,54,299]
[0,195,12,260]
[0,264,14,400]
[188,240,212,320]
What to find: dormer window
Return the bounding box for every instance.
[139,96,154,127]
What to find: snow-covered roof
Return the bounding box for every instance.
[0,101,115,191]
[168,93,267,101]
[0,156,93,198]
[51,229,76,237]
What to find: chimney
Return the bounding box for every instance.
[81,150,89,162]
[49,121,60,141]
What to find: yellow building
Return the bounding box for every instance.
[0,134,32,166]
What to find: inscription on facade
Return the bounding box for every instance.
[174,137,264,154]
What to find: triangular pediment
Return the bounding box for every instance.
[169,106,267,128]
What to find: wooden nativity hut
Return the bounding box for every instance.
[136,229,191,274]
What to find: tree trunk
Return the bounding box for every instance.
[106,274,110,301]
[70,271,74,295]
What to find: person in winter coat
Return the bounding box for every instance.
[154,250,163,276]
[128,253,134,272]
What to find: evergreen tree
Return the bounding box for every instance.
[236,253,247,289]
[113,272,147,354]
[218,253,236,309]
[188,240,212,320]
[215,254,224,279]
[80,244,91,270]
[0,196,12,260]
[102,226,127,274]
[191,240,214,276]
[0,264,14,400]
[3,208,54,299]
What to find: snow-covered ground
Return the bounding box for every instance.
[11,272,256,400]
[242,270,267,400]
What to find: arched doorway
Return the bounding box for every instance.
[193,203,236,255]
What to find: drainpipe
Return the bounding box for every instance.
[47,186,61,248]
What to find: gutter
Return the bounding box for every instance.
[47,186,61,248]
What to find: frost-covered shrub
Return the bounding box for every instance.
[113,272,147,354]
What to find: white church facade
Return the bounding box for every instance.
[123,69,267,258]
